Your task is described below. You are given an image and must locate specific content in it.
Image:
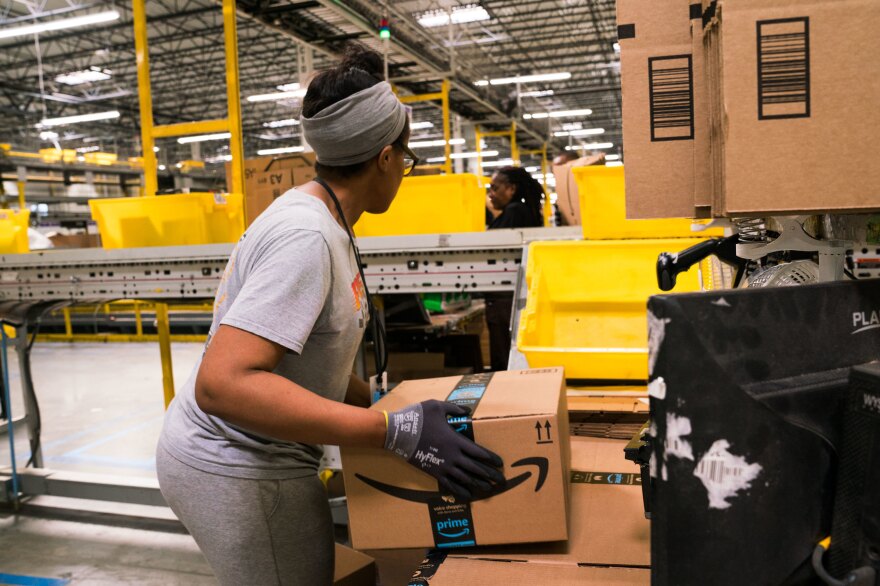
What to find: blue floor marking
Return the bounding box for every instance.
[42,410,164,451]
[57,416,163,459]
[0,573,70,586]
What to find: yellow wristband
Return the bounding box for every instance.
[382,410,389,430]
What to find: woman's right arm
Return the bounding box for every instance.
[195,323,386,449]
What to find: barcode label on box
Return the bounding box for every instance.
[757,17,810,119]
[648,55,694,141]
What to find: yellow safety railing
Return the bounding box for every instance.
[475,122,519,185]
[397,79,452,174]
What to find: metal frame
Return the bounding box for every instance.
[475,121,518,183]
[397,79,452,174]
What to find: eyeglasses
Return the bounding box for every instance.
[401,143,420,176]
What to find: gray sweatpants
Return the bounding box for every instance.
[156,444,334,586]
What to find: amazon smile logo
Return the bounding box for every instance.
[355,456,550,503]
[852,309,880,334]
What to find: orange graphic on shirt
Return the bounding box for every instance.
[351,273,366,313]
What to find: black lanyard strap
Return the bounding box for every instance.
[313,176,388,383]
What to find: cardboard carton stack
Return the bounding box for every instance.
[225,153,316,225]
[619,0,880,218]
[407,436,650,585]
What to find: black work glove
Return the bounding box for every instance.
[384,399,505,500]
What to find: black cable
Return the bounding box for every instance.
[313,177,388,382]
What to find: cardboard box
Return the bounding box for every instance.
[341,368,570,550]
[711,0,880,215]
[408,556,649,585]
[48,233,100,249]
[551,154,605,226]
[408,435,650,584]
[334,543,376,586]
[618,0,699,219]
[225,153,316,224]
[691,3,712,217]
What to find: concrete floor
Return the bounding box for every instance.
[0,342,217,584]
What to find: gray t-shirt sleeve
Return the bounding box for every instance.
[221,228,331,353]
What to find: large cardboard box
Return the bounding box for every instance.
[341,368,570,550]
[710,0,880,215]
[551,154,604,226]
[618,0,699,219]
[334,543,376,586]
[225,153,316,223]
[691,3,712,217]
[408,435,650,584]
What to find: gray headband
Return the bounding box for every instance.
[301,81,408,167]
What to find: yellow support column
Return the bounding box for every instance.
[474,126,484,185]
[441,79,451,175]
[540,146,552,226]
[155,303,175,408]
[132,0,159,197]
[135,302,144,338]
[510,121,519,166]
[62,307,72,338]
[222,0,246,199]
[16,181,25,210]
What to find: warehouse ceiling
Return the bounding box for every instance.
[0,0,621,169]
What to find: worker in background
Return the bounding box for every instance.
[156,45,504,586]
[484,166,544,371]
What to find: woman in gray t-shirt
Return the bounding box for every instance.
[156,44,504,586]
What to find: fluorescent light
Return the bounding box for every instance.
[276,82,301,92]
[606,161,624,167]
[205,154,233,163]
[158,164,166,170]
[565,142,614,151]
[0,10,120,40]
[262,119,300,128]
[38,110,120,127]
[153,146,160,152]
[605,154,620,161]
[520,89,554,98]
[246,89,307,102]
[258,132,299,141]
[553,128,605,137]
[426,150,498,163]
[524,108,592,119]
[75,145,100,153]
[409,138,465,148]
[418,4,490,28]
[410,121,434,130]
[613,42,621,52]
[55,67,112,86]
[562,122,583,131]
[525,166,538,172]
[257,146,305,155]
[177,132,231,144]
[38,131,59,140]
[491,72,570,86]
[479,158,515,168]
[474,80,490,87]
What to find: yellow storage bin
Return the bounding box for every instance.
[89,192,244,249]
[517,238,706,381]
[575,165,722,240]
[353,173,485,237]
[0,209,30,254]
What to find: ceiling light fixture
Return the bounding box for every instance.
[553,127,605,137]
[257,146,305,156]
[524,108,593,120]
[418,4,490,28]
[475,72,570,87]
[38,131,58,140]
[605,154,621,161]
[276,82,301,92]
[606,161,623,167]
[262,119,300,128]
[0,10,120,40]
[520,89,554,98]
[55,66,112,86]
[426,150,498,162]
[177,132,231,144]
[37,110,120,127]
[565,142,614,151]
[409,138,465,148]
[246,89,307,102]
[410,121,434,130]
[479,158,515,168]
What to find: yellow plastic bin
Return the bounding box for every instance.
[575,165,722,239]
[89,192,244,249]
[0,209,30,254]
[353,173,485,237]
[517,238,706,381]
